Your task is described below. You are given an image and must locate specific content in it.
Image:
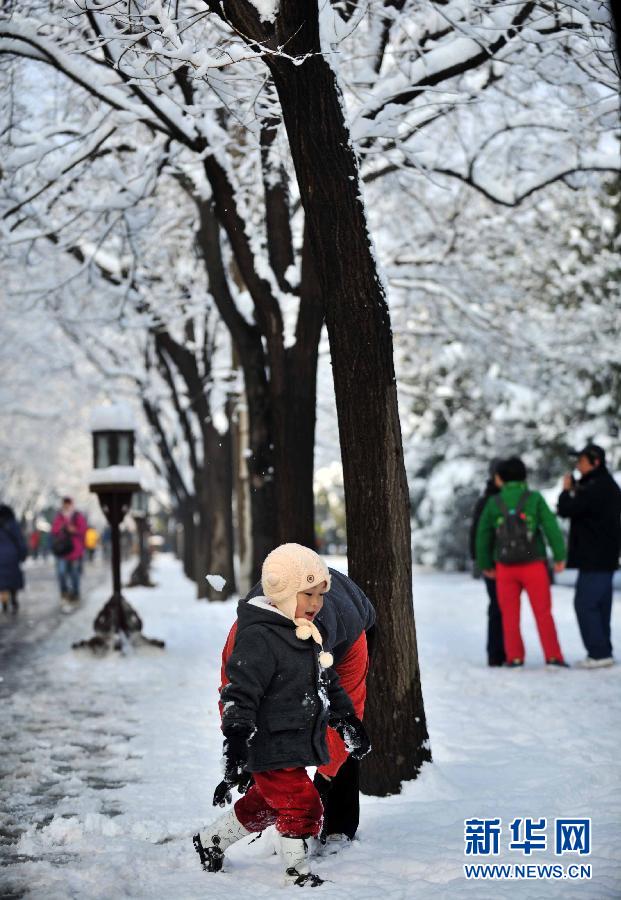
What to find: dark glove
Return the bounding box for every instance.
[212,779,233,807]
[212,726,252,806]
[329,711,371,760]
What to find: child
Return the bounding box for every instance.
[193,543,370,886]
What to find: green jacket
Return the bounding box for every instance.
[475,481,566,571]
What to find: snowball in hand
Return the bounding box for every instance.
[206,574,226,592]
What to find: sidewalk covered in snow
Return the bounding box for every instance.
[1,555,620,899]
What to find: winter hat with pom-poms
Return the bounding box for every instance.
[262,543,333,667]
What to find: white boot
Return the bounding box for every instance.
[193,808,250,872]
[280,835,324,886]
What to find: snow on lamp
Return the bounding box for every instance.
[89,403,141,492]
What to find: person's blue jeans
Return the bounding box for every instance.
[56,558,82,599]
[574,571,614,659]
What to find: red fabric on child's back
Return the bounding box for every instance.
[219,620,238,718]
[317,631,368,778]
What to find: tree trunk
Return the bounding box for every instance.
[237,338,277,581]
[178,498,197,584]
[264,2,431,795]
[195,423,237,601]
[271,231,324,549]
[195,197,321,568]
[268,349,317,549]
[195,200,276,582]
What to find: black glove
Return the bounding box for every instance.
[329,711,371,760]
[236,772,254,795]
[212,779,233,807]
[212,726,252,807]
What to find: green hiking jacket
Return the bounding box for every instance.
[475,481,566,571]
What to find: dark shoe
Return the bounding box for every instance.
[546,658,569,668]
[286,868,324,887]
[488,660,504,667]
[193,833,224,872]
[505,659,524,668]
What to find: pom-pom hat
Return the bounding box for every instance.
[262,543,333,667]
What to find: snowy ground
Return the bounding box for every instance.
[1,555,620,899]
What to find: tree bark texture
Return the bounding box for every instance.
[196,197,321,565]
[197,422,236,600]
[178,498,197,584]
[155,325,237,599]
[220,0,432,794]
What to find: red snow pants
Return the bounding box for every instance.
[496,560,564,663]
[234,767,323,838]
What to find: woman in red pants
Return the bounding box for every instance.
[475,457,568,668]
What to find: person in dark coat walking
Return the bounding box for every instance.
[194,544,370,887]
[470,460,505,666]
[221,561,376,845]
[0,505,27,613]
[558,444,621,668]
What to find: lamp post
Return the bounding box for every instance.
[73,404,164,652]
[128,490,155,588]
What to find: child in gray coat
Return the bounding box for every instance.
[193,543,370,886]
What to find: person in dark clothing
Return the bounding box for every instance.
[470,460,505,666]
[194,544,370,887]
[0,505,27,613]
[557,444,621,668]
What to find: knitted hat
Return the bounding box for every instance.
[262,543,333,667]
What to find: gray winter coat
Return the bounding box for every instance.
[221,598,354,773]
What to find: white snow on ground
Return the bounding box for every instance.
[2,555,620,898]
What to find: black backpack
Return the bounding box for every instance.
[494,492,539,565]
[52,514,76,558]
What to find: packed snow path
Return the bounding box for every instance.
[0,559,108,691]
[1,555,619,899]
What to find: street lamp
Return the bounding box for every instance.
[73,403,164,652]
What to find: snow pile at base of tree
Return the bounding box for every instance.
[2,555,620,898]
